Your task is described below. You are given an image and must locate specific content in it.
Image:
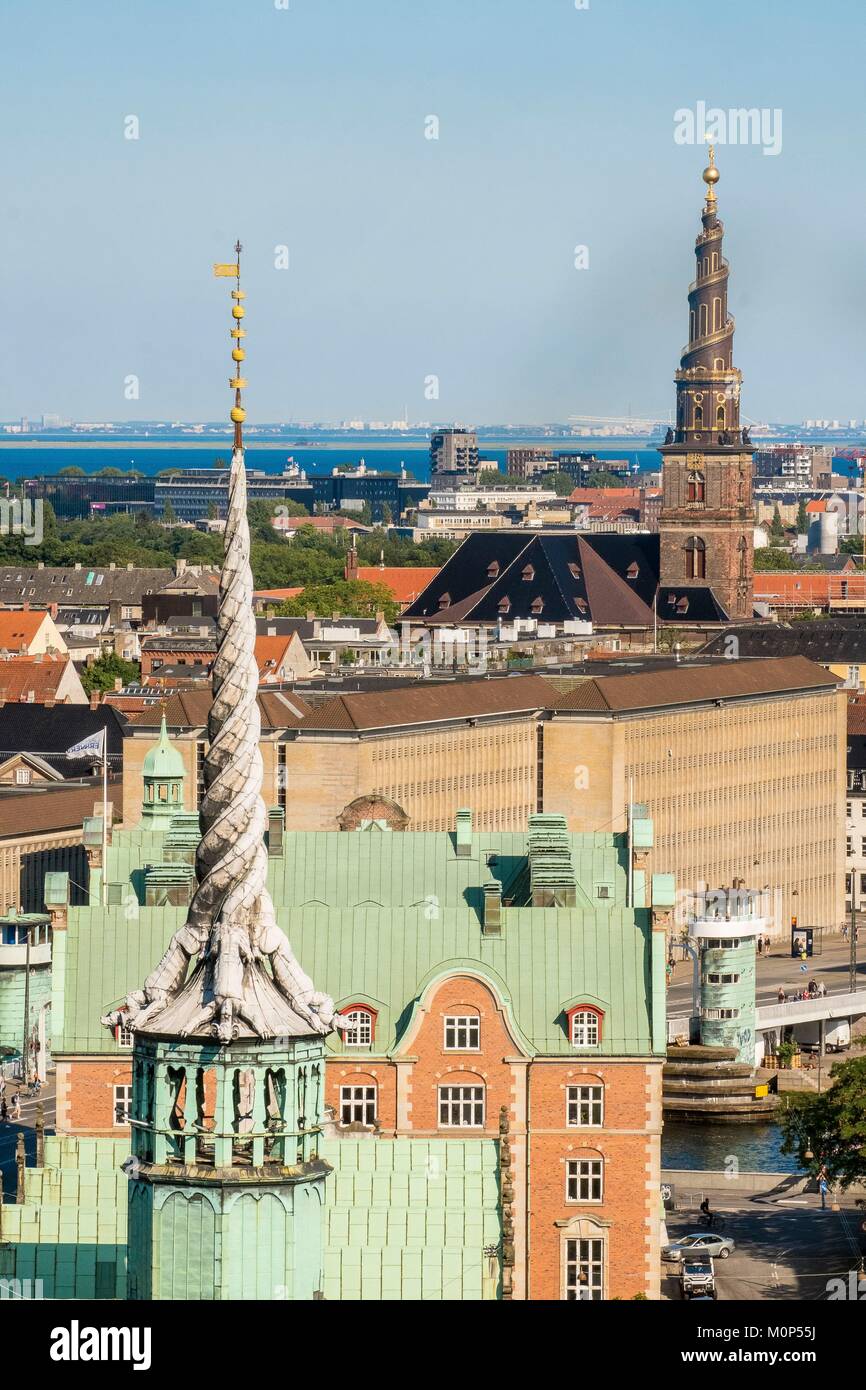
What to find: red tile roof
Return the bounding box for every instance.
[0,611,52,651]
[754,573,866,605]
[355,567,440,604]
[0,656,75,703]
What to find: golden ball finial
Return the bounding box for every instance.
[702,142,719,189]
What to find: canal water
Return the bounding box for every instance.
[662,1119,797,1173]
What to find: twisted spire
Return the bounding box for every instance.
[103,251,341,1043]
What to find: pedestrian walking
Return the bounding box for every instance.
[0,1098,7,1124]
[819,1175,829,1210]
[842,924,849,942]
[757,937,763,956]
[778,986,785,1004]
[12,1091,21,1121]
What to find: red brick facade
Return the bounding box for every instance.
[58,970,662,1299]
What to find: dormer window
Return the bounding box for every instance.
[498,596,511,615]
[575,598,587,614]
[567,1005,604,1048]
[486,561,500,580]
[339,1005,377,1047]
[437,592,451,610]
[676,597,689,615]
[568,563,581,579]
[522,564,535,582]
[626,562,639,580]
[530,596,544,615]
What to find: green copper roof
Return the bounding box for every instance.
[142,715,185,781]
[55,815,664,1059]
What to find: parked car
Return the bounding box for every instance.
[662,1232,734,1262]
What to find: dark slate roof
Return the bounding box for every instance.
[0,703,126,772]
[400,531,660,627]
[0,566,172,606]
[657,585,730,623]
[700,622,866,663]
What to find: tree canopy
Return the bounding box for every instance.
[779,1054,866,1188]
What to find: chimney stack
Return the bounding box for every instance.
[455,808,472,858]
[90,690,100,711]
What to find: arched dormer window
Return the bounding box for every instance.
[685,536,706,580]
[687,471,705,503]
[339,1005,377,1048]
[567,1005,604,1048]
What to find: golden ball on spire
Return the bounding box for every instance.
[232,305,245,320]
[230,406,246,424]
[703,163,720,186]
[231,348,245,362]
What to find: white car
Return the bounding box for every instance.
[662,1233,734,1262]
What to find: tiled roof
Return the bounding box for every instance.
[356,567,440,604]
[127,688,313,730]
[549,655,837,715]
[302,673,554,732]
[0,611,52,650]
[753,573,866,605]
[0,656,77,703]
[0,779,122,840]
[253,587,306,603]
[0,567,172,607]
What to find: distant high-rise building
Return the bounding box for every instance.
[429,426,478,475]
[659,148,755,621]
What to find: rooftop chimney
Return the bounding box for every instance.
[482,880,502,934]
[89,690,100,711]
[455,808,472,857]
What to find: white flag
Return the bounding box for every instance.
[65,729,106,760]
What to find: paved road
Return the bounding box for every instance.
[0,1085,56,1201]
[662,1190,866,1300]
[668,935,866,1016]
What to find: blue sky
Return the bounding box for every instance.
[2,0,864,424]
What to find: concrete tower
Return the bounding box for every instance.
[692,887,763,1066]
[659,149,755,620]
[107,249,345,1300]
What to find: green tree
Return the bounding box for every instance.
[582,471,628,489]
[779,1055,866,1188]
[274,579,400,624]
[381,502,393,526]
[80,651,141,695]
[162,500,177,525]
[796,498,808,534]
[770,505,786,542]
[58,466,85,476]
[754,547,797,570]
[547,470,578,496]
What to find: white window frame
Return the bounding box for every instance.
[438,1085,485,1128]
[341,1008,374,1047]
[115,1021,134,1049]
[566,1084,604,1128]
[339,1084,377,1126]
[113,1084,132,1126]
[443,1015,480,1051]
[570,1009,601,1048]
[566,1156,604,1203]
[565,1237,604,1300]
